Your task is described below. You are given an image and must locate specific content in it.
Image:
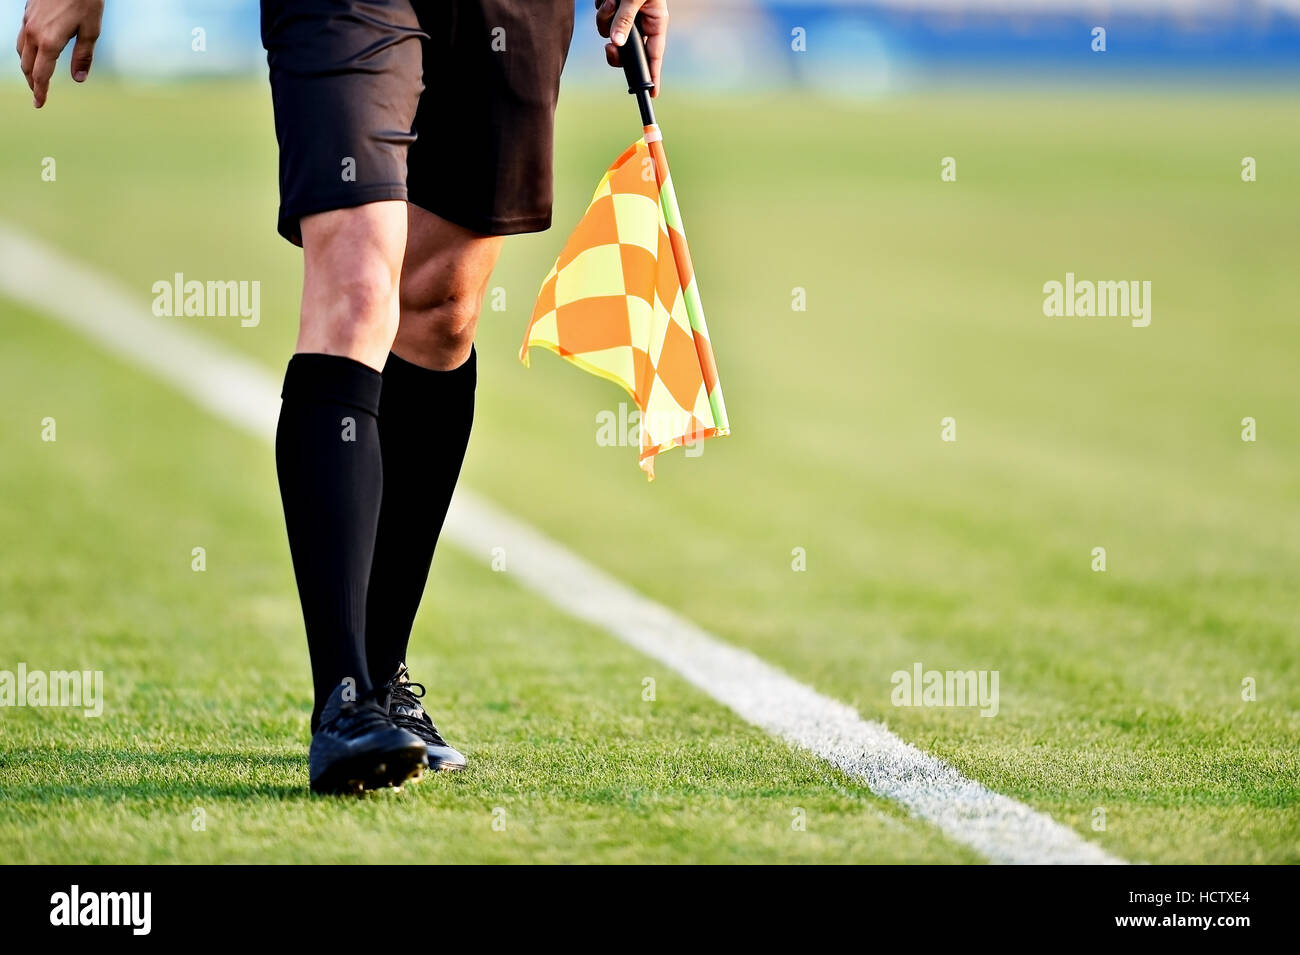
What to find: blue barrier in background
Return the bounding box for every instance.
[2,0,1296,89]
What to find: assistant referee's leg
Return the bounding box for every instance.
[364,205,503,685]
[277,201,407,730]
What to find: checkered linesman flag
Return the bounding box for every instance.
[520,127,731,479]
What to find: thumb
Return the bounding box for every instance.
[70,30,99,82]
[611,0,643,46]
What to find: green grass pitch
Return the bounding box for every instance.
[0,80,1296,863]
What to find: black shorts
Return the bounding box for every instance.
[260,0,576,245]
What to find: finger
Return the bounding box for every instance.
[20,34,36,90]
[610,0,645,46]
[595,0,614,38]
[16,22,24,58]
[646,27,666,95]
[70,30,98,81]
[604,42,620,68]
[31,46,58,107]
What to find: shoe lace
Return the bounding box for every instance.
[386,675,449,747]
[328,687,394,741]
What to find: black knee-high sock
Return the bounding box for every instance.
[275,353,384,731]
[366,348,476,685]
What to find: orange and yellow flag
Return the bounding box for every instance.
[520,126,730,479]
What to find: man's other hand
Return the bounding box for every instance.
[17,0,104,108]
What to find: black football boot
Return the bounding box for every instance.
[382,664,467,772]
[309,681,429,794]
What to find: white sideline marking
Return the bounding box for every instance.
[0,225,1123,865]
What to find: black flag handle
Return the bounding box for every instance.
[615,4,657,127]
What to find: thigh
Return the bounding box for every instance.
[261,0,426,246]
[406,0,577,236]
[401,205,505,305]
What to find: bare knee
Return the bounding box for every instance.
[397,282,482,368]
[393,208,503,370]
[333,268,401,338]
[297,203,408,370]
